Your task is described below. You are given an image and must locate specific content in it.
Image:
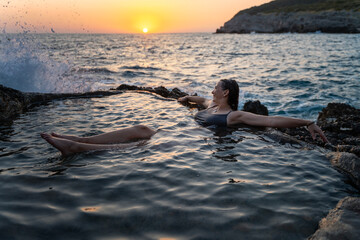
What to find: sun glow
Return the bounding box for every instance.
[0,0,273,33]
[143,28,148,33]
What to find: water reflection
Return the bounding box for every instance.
[0,92,357,240]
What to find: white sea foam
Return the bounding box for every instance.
[0,33,90,93]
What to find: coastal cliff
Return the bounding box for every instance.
[216,0,360,33]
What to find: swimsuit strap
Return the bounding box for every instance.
[226,110,232,116]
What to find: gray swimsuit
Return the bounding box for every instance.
[195,106,232,127]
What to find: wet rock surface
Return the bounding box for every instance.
[115,84,188,99]
[279,103,360,157]
[327,152,360,189]
[308,196,360,240]
[0,85,27,123]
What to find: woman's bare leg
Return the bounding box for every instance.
[51,125,156,144]
[41,133,141,156]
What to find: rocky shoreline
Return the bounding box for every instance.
[1,84,359,238]
[216,11,360,34]
[309,196,360,239]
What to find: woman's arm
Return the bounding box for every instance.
[228,111,329,143]
[178,96,212,109]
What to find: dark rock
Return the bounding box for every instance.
[317,103,360,156]
[337,145,360,160]
[0,85,27,123]
[279,127,326,147]
[116,84,139,91]
[327,152,360,188]
[242,100,268,116]
[317,103,360,137]
[115,84,188,99]
[275,102,360,157]
[309,197,360,240]
[115,84,200,109]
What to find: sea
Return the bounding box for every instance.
[0,33,359,240]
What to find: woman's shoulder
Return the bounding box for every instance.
[228,110,244,116]
[227,110,248,124]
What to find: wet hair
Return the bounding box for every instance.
[220,79,239,111]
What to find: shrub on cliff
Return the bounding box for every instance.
[236,0,360,16]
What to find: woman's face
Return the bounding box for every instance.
[212,81,226,102]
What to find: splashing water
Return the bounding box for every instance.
[0,32,89,93]
[0,0,91,93]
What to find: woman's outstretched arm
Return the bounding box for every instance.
[228,111,329,143]
[178,96,212,109]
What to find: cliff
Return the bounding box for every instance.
[216,0,360,33]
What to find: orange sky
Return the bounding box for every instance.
[1,0,271,33]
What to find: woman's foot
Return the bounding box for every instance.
[51,132,82,142]
[41,133,77,156]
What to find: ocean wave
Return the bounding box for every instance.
[227,52,253,56]
[72,67,116,74]
[119,65,163,71]
[120,70,149,78]
[0,34,76,93]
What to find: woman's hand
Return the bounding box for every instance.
[307,123,329,143]
[177,96,188,103]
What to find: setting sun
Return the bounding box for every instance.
[143,28,148,33]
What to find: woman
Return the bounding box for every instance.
[42,79,328,156]
[41,125,156,156]
[178,79,328,143]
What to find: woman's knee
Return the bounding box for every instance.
[134,125,155,138]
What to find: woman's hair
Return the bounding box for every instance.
[220,79,239,111]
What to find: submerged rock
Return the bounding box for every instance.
[309,196,360,240]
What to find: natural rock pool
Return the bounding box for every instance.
[0,92,357,239]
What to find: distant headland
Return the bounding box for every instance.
[216,0,360,33]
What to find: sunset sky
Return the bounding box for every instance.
[1,0,271,33]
